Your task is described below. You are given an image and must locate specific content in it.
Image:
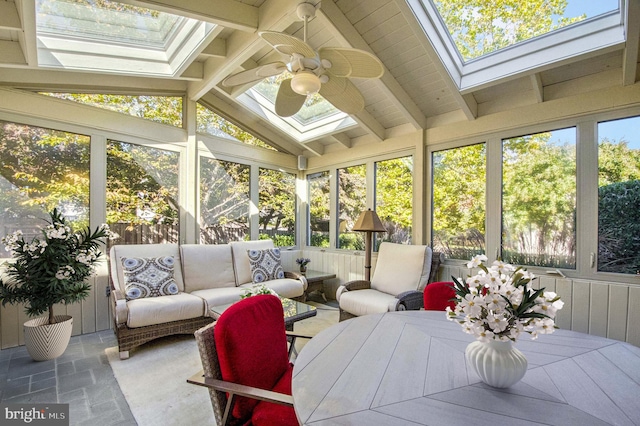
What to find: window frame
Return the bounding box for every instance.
[427,106,640,284]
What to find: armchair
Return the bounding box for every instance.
[423,281,457,311]
[336,242,445,321]
[187,295,308,426]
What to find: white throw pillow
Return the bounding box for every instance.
[121,256,180,301]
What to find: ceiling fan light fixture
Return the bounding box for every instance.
[291,71,321,95]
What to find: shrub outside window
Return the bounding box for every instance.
[308,171,330,247]
[258,168,296,246]
[432,143,486,260]
[200,158,250,244]
[502,128,576,269]
[597,116,640,275]
[337,164,366,250]
[107,141,180,244]
[0,121,90,258]
[375,156,413,247]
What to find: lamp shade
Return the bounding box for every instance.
[352,209,386,232]
[291,71,321,95]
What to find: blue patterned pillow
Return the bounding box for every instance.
[247,248,285,283]
[121,256,180,301]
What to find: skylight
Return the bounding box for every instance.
[409,0,625,91]
[35,0,216,77]
[237,77,357,143]
[432,0,619,62]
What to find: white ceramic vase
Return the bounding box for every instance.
[23,315,73,361]
[465,339,528,388]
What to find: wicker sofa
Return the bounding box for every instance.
[108,240,307,359]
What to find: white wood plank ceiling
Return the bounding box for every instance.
[0,0,637,157]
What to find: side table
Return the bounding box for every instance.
[301,270,336,302]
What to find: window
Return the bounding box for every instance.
[196,103,277,151]
[41,93,183,127]
[107,141,180,244]
[308,171,330,247]
[502,128,576,268]
[432,144,486,259]
[375,156,413,246]
[0,121,90,258]
[200,158,250,244]
[337,164,366,250]
[597,116,640,275]
[258,168,296,246]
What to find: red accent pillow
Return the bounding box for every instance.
[214,295,290,421]
[423,281,457,311]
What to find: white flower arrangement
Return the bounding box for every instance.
[240,283,278,299]
[446,254,564,342]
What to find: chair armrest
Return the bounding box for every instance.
[284,271,308,291]
[109,278,128,326]
[336,280,371,303]
[187,372,294,407]
[395,290,424,311]
[428,252,446,284]
[285,331,313,340]
[342,280,372,291]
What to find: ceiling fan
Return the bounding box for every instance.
[221,2,384,117]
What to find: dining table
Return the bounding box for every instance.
[292,310,640,425]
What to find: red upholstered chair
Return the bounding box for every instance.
[188,295,305,426]
[423,281,457,311]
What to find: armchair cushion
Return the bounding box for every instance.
[251,367,298,426]
[424,281,457,311]
[338,289,400,316]
[214,295,291,420]
[248,248,285,283]
[370,242,432,295]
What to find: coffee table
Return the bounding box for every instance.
[210,297,317,331]
[302,270,336,302]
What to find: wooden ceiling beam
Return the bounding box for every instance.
[316,0,427,131]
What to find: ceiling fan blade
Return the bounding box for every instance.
[319,47,384,79]
[275,78,307,117]
[319,76,365,114]
[259,31,316,59]
[221,62,287,87]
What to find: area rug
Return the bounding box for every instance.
[106,301,339,426]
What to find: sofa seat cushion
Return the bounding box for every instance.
[180,244,236,292]
[240,279,303,299]
[339,289,398,317]
[126,292,204,328]
[190,287,246,312]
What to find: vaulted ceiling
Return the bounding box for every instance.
[0,0,638,157]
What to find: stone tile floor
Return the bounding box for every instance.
[0,330,136,425]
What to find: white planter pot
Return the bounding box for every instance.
[465,339,528,388]
[23,315,73,361]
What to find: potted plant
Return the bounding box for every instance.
[296,257,311,274]
[0,209,112,361]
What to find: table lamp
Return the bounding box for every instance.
[352,209,386,281]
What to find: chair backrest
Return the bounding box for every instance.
[370,242,432,295]
[423,281,457,311]
[213,295,290,421]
